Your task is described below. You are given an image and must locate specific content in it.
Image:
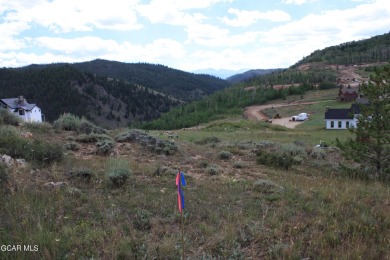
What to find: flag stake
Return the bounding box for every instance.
[181,210,184,259]
[176,170,186,259]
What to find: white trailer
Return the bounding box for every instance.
[291,113,308,121]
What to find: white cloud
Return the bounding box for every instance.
[116,38,187,63]
[3,0,142,33]
[262,0,390,46]
[282,0,317,5]
[28,36,186,64]
[35,37,120,54]
[0,22,30,51]
[222,8,291,27]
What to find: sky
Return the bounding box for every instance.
[1,0,390,74]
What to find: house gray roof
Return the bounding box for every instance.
[0,97,37,111]
[325,108,353,120]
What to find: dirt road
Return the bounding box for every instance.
[244,101,322,129]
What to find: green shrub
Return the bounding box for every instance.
[64,141,81,151]
[115,129,178,155]
[26,140,64,164]
[78,120,106,134]
[53,113,106,134]
[310,147,326,159]
[207,165,219,175]
[218,151,232,160]
[256,150,294,170]
[0,109,22,126]
[107,159,132,188]
[0,125,20,137]
[0,134,63,164]
[76,133,113,143]
[279,143,306,157]
[253,179,280,194]
[133,209,152,230]
[197,160,209,168]
[233,161,246,169]
[96,139,115,156]
[53,113,81,131]
[23,122,52,134]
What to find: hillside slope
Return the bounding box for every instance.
[141,32,390,130]
[0,65,179,128]
[294,32,390,66]
[72,59,231,101]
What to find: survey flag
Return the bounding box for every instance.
[176,172,186,212]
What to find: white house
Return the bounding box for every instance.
[324,104,360,130]
[0,96,43,123]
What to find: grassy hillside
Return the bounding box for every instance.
[1,104,389,259]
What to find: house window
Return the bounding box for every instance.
[338,121,342,128]
[330,121,334,128]
[19,109,25,115]
[346,121,350,128]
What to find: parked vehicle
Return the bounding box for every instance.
[291,113,309,121]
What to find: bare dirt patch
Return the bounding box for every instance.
[244,101,322,129]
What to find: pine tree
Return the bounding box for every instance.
[338,64,390,180]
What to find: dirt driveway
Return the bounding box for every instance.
[244,101,321,129]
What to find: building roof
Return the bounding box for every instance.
[325,108,353,120]
[0,97,36,111]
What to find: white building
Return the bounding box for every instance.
[324,104,360,130]
[0,96,43,123]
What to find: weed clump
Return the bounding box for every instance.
[253,179,280,194]
[64,141,81,151]
[233,161,246,169]
[116,129,178,155]
[0,134,63,164]
[76,133,113,143]
[207,164,220,175]
[53,113,106,134]
[23,122,52,134]
[279,143,306,157]
[133,209,152,230]
[218,151,232,160]
[0,109,22,126]
[106,159,132,188]
[310,147,326,159]
[96,139,115,156]
[256,150,294,170]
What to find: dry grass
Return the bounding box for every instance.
[1,113,390,259]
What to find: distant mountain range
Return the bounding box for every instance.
[2,32,389,129]
[191,68,249,79]
[26,59,230,102]
[226,69,284,83]
[0,60,230,128]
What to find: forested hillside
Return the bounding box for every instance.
[72,59,230,101]
[0,65,180,128]
[141,32,390,130]
[294,32,390,66]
